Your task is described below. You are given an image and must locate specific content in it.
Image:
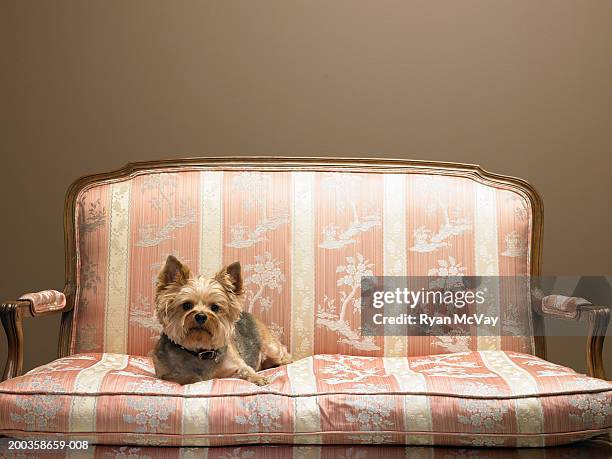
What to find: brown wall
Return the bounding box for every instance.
[2,1,611,375]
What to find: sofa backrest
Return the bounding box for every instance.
[67,158,542,359]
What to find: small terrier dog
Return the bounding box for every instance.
[152,255,292,385]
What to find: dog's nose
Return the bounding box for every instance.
[194,313,207,325]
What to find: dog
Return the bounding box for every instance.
[152,255,292,385]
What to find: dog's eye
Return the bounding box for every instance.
[210,304,220,313]
[182,302,194,311]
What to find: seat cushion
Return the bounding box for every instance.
[0,351,610,447]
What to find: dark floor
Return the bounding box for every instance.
[1,438,611,459]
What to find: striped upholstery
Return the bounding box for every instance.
[1,351,610,447]
[71,169,534,359]
[541,295,590,320]
[3,165,612,448]
[19,290,67,315]
[0,444,605,458]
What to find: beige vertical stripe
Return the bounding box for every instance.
[403,449,435,459]
[179,448,208,459]
[181,380,214,447]
[291,172,315,360]
[287,357,322,444]
[383,174,408,356]
[293,446,322,459]
[383,357,433,445]
[68,353,129,433]
[474,184,501,351]
[479,351,545,446]
[199,171,223,278]
[105,181,132,353]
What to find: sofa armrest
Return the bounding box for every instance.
[19,289,67,316]
[537,295,610,380]
[1,289,70,382]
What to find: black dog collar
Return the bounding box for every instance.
[184,347,219,361]
[165,334,221,362]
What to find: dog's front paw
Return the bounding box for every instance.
[249,374,270,386]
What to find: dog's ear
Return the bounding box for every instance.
[157,255,192,290]
[215,261,244,295]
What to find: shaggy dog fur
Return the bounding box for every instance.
[152,256,291,385]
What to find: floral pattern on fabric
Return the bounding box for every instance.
[8,376,66,431]
[1,352,609,447]
[457,399,510,432]
[69,169,534,357]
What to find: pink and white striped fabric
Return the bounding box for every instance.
[19,290,66,315]
[70,169,535,359]
[2,166,611,448]
[541,295,590,320]
[0,351,610,447]
[0,443,608,458]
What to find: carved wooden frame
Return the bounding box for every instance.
[1,156,606,381]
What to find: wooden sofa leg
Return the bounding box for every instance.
[586,307,609,380]
[1,302,24,381]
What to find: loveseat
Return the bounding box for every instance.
[1,157,610,448]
